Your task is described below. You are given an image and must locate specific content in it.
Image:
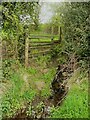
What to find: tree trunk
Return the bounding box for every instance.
[51,26,54,35]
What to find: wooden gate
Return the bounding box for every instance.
[25,35,61,67]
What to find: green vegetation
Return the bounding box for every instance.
[50,2,89,60]
[50,70,88,118]
[1,1,89,119]
[1,63,89,118]
[40,68,55,97]
[1,57,55,118]
[27,56,56,97]
[2,66,36,118]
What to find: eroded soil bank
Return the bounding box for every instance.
[3,64,70,120]
[6,88,68,120]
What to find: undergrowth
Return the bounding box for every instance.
[2,65,36,118]
[50,70,88,118]
[2,57,88,119]
[2,58,55,118]
[40,69,55,97]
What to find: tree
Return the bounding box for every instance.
[50,2,90,64]
[1,2,40,63]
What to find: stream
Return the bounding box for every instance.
[5,87,68,120]
[3,64,72,120]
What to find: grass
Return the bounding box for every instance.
[1,58,56,118]
[27,59,56,97]
[2,57,88,119]
[27,67,38,75]
[40,69,55,97]
[50,70,88,118]
[2,67,36,118]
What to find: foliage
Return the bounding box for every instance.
[1,2,89,119]
[2,67,36,118]
[50,2,90,65]
[2,2,40,35]
[2,59,21,80]
[36,55,51,68]
[50,71,88,118]
[1,2,40,63]
[51,40,69,64]
[27,67,38,75]
[36,101,45,112]
[26,104,32,116]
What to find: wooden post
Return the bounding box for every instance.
[58,26,60,35]
[15,41,18,59]
[59,26,62,43]
[25,37,29,68]
[0,36,2,82]
[13,40,17,60]
[51,26,54,35]
[51,36,54,52]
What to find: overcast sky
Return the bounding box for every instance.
[39,0,89,23]
[39,2,54,23]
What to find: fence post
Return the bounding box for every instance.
[15,41,18,59]
[51,36,54,53]
[51,26,54,35]
[51,25,54,44]
[0,36,2,83]
[25,36,29,68]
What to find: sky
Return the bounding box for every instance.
[39,2,54,24]
[39,0,89,23]
[39,0,89,2]
[39,0,62,2]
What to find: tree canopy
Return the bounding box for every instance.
[2,2,40,40]
[50,2,90,59]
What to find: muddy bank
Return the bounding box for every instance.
[2,86,68,120]
[2,64,72,120]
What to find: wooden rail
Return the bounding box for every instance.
[29,40,59,47]
[29,35,58,38]
[29,46,51,49]
[30,41,52,43]
[30,43,52,47]
[25,36,61,67]
[29,50,52,58]
[30,40,59,43]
